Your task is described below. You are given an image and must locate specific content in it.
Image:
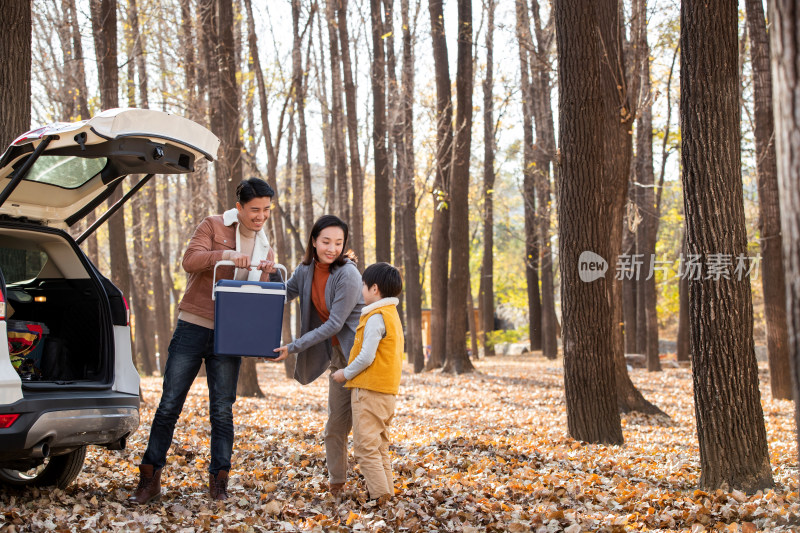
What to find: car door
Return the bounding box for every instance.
[0,107,219,231]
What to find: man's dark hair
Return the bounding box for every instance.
[236,177,274,205]
[362,262,402,298]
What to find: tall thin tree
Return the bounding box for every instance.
[529,0,558,359]
[90,0,132,302]
[424,0,453,370]
[766,0,800,481]
[479,0,497,357]
[336,0,365,267]
[0,0,31,150]
[681,0,772,491]
[442,0,475,374]
[556,0,623,445]
[371,0,391,263]
[326,0,350,224]
[515,0,542,354]
[745,0,791,400]
[633,0,659,372]
[292,0,315,235]
[400,0,424,373]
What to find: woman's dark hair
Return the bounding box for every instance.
[362,262,402,298]
[236,177,274,205]
[302,215,357,269]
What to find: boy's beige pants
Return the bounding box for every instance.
[351,387,396,498]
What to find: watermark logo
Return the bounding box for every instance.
[579,251,608,282]
[578,252,762,282]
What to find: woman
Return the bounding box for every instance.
[273,215,363,495]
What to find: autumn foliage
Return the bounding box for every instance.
[1,355,797,531]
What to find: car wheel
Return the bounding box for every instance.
[0,446,87,489]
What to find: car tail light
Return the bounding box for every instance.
[0,290,5,321]
[0,414,20,428]
[123,295,130,326]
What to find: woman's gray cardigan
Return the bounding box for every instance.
[285,258,364,385]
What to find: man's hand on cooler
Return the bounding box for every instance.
[256,259,277,273]
[223,251,251,268]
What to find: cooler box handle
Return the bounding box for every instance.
[212,260,288,300]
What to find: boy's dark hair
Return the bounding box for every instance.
[362,262,402,298]
[236,177,274,205]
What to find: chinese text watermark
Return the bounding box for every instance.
[579,251,761,282]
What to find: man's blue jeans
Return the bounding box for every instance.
[141,320,241,475]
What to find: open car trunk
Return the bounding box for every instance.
[0,226,113,387]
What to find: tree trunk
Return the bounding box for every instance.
[634,1,660,372]
[199,0,222,211]
[215,0,242,209]
[0,0,31,150]
[144,187,173,368]
[479,0,496,358]
[66,0,99,264]
[123,0,155,376]
[244,0,293,357]
[515,0,541,354]
[399,0,423,373]
[677,232,690,362]
[182,0,210,226]
[371,0,391,263]
[442,0,474,375]
[530,0,557,359]
[336,0,364,267]
[556,0,623,444]
[326,0,350,225]
[767,0,800,480]
[292,0,314,235]
[317,15,336,214]
[90,0,131,303]
[209,0,259,398]
[598,0,664,416]
[681,0,772,491]
[745,0,792,400]
[384,0,405,326]
[285,114,300,378]
[622,220,638,354]
[130,193,157,375]
[768,0,800,491]
[424,0,453,371]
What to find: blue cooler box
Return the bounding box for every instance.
[213,264,287,358]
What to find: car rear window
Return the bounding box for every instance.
[0,246,48,284]
[22,155,107,189]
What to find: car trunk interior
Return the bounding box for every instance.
[0,229,110,386]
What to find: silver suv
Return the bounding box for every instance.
[0,108,219,488]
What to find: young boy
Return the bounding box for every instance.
[332,262,404,503]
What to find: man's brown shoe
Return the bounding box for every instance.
[329,482,345,496]
[209,470,230,501]
[127,464,162,505]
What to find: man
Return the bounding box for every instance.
[128,177,277,504]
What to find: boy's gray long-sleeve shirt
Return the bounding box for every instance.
[342,314,385,380]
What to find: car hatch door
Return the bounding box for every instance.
[0,108,219,228]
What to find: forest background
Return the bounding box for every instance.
[17,0,727,384]
[3,0,800,526]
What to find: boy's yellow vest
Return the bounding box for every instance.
[345,302,404,394]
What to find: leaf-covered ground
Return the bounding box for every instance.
[2,355,797,532]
